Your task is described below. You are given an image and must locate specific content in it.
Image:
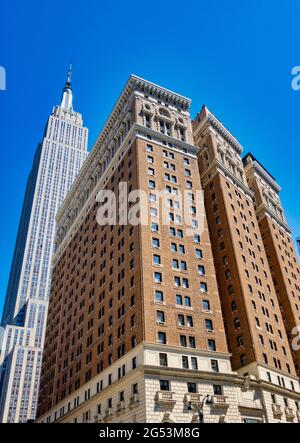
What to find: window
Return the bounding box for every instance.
[208,339,216,351]
[172,259,179,269]
[151,222,159,232]
[205,319,213,332]
[150,207,158,217]
[240,354,247,366]
[174,276,181,287]
[172,294,181,307]
[152,238,160,248]
[187,382,197,393]
[182,356,189,369]
[169,227,176,236]
[154,272,162,283]
[170,242,177,252]
[178,314,185,326]
[183,278,189,288]
[179,245,185,254]
[213,385,223,396]
[194,234,201,244]
[156,311,165,324]
[198,265,205,276]
[157,332,166,344]
[186,316,193,327]
[202,300,210,311]
[132,357,137,370]
[184,296,191,307]
[211,360,219,373]
[148,180,156,189]
[155,290,164,302]
[153,254,161,265]
[195,249,203,259]
[160,380,170,391]
[147,155,154,163]
[180,335,187,347]
[200,282,208,293]
[191,357,198,370]
[159,353,168,367]
[189,336,195,348]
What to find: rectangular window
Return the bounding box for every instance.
[182,356,189,369]
[211,360,219,373]
[156,311,165,324]
[154,272,162,283]
[187,382,197,393]
[159,353,168,367]
[176,294,182,305]
[155,290,164,302]
[160,380,170,391]
[158,331,166,344]
[208,339,216,351]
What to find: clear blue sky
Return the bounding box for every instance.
[0,0,299,318]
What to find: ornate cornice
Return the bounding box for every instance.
[256,203,291,234]
[195,110,243,155]
[251,160,281,194]
[56,76,191,225]
[201,158,254,200]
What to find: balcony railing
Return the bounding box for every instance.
[116,401,126,414]
[103,408,113,421]
[272,403,282,417]
[129,393,140,409]
[184,393,201,404]
[156,390,176,404]
[211,395,228,408]
[285,407,295,420]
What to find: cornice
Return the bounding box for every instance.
[256,203,291,234]
[252,160,281,194]
[56,76,192,225]
[201,158,254,200]
[195,111,243,155]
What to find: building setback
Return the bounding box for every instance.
[0,69,88,423]
[37,77,300,424]
[243,153,300,375]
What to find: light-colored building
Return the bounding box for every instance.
[36,76,300,424]
[0,68,88,423]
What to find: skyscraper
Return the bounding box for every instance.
[243,153,300,375]
[37,76,300,424]
[192,106,300,403]
[0,68,88,423]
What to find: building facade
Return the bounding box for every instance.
[243,153,300,375]
[37,77,300,424]
[296,237,300,256]
[0,69,88,423]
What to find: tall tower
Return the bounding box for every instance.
[243,153,300,375]
[36,77,300,425]
[0,68,89,423]
[192,107,299,395]
[37,76,246,424]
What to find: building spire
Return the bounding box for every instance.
[61,64,73,111]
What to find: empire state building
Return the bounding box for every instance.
[0,68,89,422]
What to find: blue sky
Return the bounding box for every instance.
[0,0,300,317]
